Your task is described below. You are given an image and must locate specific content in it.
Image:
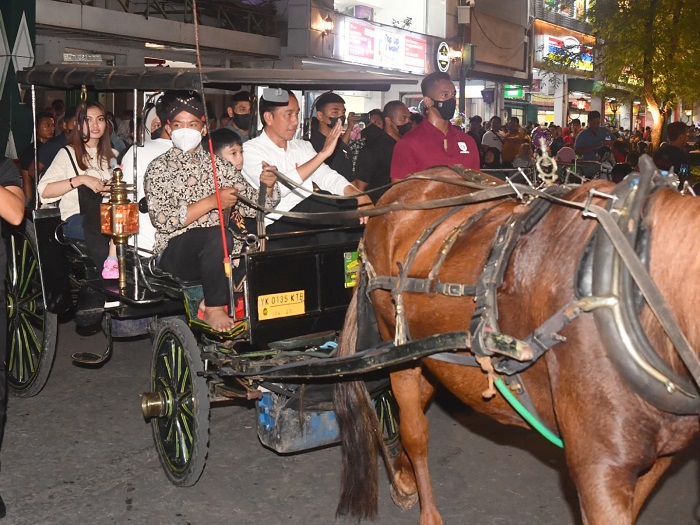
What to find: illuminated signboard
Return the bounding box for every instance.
[537,34,593,72]
[504,84,524,98]
[343,19,426,74]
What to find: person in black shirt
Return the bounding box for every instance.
[19,111,55,205]
[354,100,412,203]
[653,121,691,187]
[309,92,358,182]
[0,155,25,519]
[34,105,78,180]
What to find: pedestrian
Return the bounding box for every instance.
[390,71,480,181]
[354,100,412,202]
[481,116,504,153]
[309,92,358,182]
[224,91,253,143]
[0,153,26,519]
[19,111,55,206]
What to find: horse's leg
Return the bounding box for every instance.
[630,456,673,522]
[390,366,442,525]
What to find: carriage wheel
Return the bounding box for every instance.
[5,220,58,397]
[149,318,210,486]
[375,388,401,458]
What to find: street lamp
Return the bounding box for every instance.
[685,109,693,123]
[321,15,334,37]
[609,98,619,126]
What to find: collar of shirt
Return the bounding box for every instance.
[416,118,464,142]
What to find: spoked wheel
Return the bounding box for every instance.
[4,220,58,397]
[146,318,209,486]
[375,388,401,458]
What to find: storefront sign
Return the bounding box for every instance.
[504,84,524,98]
[436,41,450,73]
[533,20,594,73]
[342,18,427,74]
[542,35,592,71]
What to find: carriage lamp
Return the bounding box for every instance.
[100,167,139,289]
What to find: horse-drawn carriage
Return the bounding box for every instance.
[8,63,700,525]
[6,64,418,486]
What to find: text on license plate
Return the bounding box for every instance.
[257,290,306,320]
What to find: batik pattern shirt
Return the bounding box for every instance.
[145,145,280,254]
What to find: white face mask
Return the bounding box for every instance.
[171,127,203,152]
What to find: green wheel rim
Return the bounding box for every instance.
[6,231,46,390]
[153,330,199,474]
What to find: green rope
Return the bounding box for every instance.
[494,377,564,448]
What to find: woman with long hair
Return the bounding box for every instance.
[38,101,119,278]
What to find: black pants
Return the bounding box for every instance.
[265,193,362,250]
[159,227,235,307]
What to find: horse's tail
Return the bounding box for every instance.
[334,289,382,520]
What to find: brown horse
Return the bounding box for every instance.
[334,165,700,525]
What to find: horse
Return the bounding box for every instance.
[333,163,700,525]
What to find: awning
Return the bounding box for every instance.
[16,65,418,92]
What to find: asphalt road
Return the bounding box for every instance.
[1,320,699,525]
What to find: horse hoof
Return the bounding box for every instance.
[390,483,419,510]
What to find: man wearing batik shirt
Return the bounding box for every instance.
[145,93,280,332]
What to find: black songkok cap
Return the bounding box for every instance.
[166,94,206,123]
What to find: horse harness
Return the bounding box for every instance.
[359,165,700,441]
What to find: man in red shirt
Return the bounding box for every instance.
[390,72,480,181]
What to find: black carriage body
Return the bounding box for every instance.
[245,242,357,349]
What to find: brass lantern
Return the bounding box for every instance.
[100,167,139,289]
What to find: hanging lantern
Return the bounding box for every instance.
[100,167,138,288]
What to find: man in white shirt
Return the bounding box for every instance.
[121,91,179,253]
[242,90,370,249]
[481,116,504,153]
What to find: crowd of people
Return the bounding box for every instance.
[456,109,699,185]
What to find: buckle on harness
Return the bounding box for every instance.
[441,283,466,297]
[582,189,618,218]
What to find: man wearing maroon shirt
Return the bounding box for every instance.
[390,72,480,181]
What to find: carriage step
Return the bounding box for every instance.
[483,331,534,362]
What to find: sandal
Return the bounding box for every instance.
[102,258,119,279]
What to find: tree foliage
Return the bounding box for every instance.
[587,0,700,147]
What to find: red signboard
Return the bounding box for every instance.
[404,36,426,69]
[348,21,375,60]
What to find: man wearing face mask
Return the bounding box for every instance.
[225,91,253,143]
[309,92,356,182]
[390,72,480,181]
[355,101,412,203]
[145,93,280,332]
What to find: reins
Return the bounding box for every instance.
[192,0,232,283]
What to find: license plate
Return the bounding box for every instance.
[257,290,306,320]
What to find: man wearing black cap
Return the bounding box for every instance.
[145,92,280,332]
[225,91,253,143]
[309,92,357,181]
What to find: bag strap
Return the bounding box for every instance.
[62,146,80,178]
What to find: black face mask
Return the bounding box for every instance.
[328,115,346,128]
[397,122,413,136]
[431,97,457,122]
[233,113,252,131]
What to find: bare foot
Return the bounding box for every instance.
[200,303,236,332]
